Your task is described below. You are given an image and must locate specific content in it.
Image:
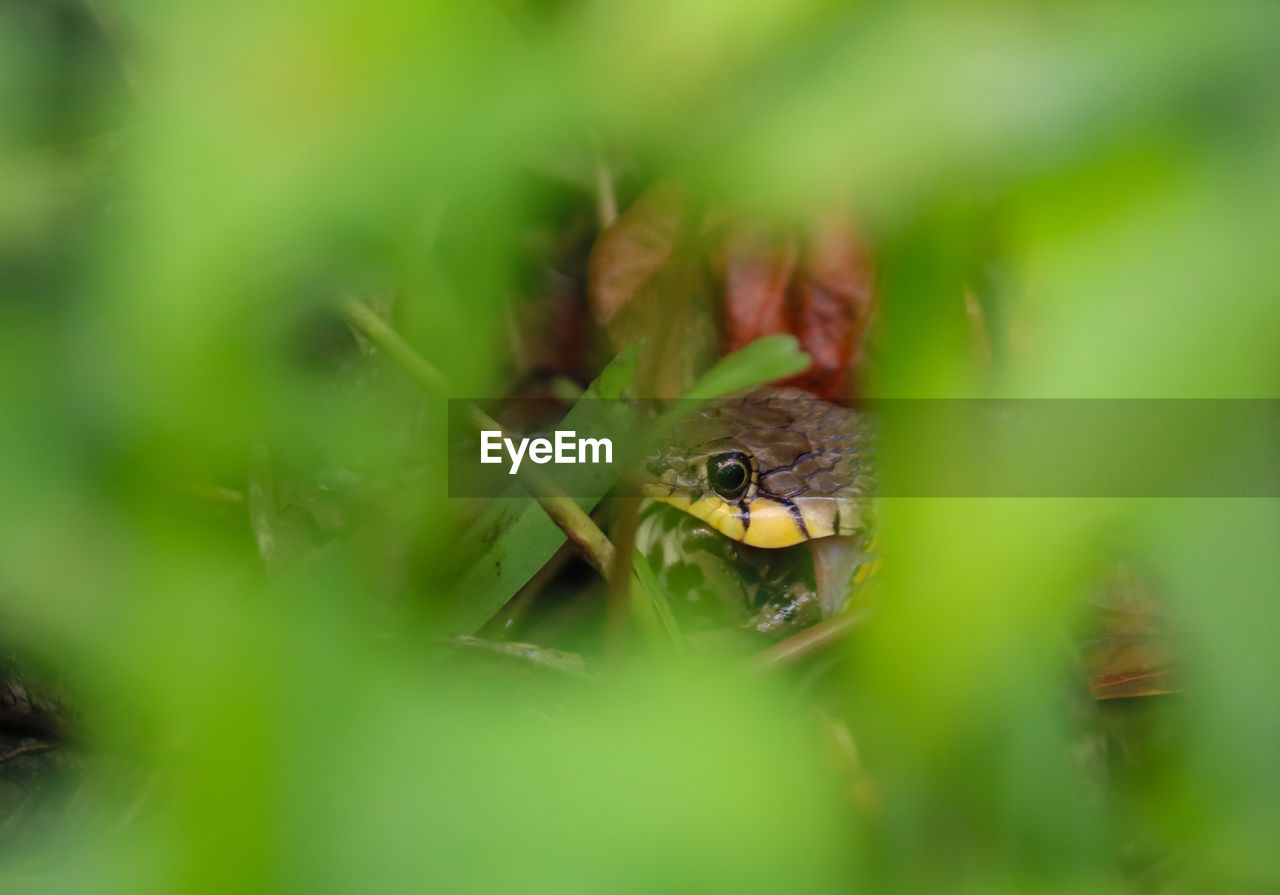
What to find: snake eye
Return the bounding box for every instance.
[707,452,750,502]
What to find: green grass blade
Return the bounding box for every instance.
[682,334,810,401]
[629,547,684,649]
[443,347,636,634]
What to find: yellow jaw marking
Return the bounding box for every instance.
[645,490,813,549]
[737,499,810,548]
[651,494,747,543]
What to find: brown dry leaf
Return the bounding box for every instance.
[587,183,685,331]
[1081,566,1180,700]
[586,184,718,397]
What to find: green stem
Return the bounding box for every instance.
[341,297,448,394]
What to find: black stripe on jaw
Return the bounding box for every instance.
[784,500,811,540]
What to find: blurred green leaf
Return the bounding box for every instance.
[3,0,1280,890]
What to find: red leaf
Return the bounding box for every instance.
[588,187,878,401]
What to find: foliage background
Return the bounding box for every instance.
[1,0,1278,891]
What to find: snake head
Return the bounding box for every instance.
[640,388,876,549]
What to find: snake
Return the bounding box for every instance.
[640,387,877,549]
[638,387,879,624]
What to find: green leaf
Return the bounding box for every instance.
[594,342,639,399]
[442,347,637,634]
[653,335,812,438]
[682,334,810,401]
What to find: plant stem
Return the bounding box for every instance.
[340,297,618,579]
[341,297,448,394]
[749,607,871,671]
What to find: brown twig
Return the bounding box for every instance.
[0,742,54,765]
